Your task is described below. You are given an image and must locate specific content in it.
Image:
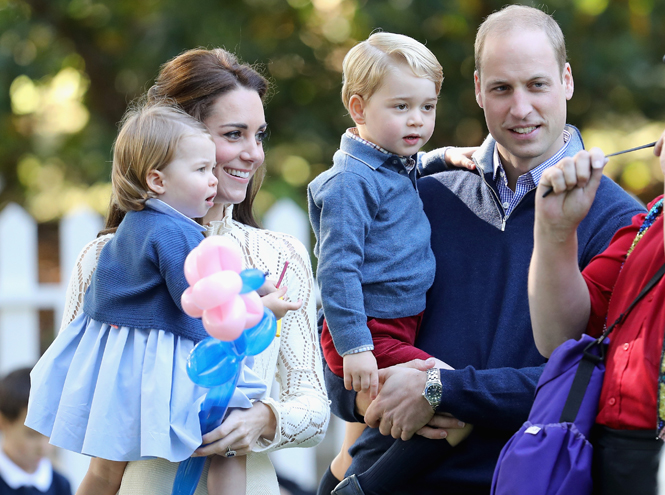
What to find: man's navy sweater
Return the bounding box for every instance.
[327,127,645,494]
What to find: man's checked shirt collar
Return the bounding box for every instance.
[492,129,571,216]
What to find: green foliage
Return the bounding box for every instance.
[1,0,665,220]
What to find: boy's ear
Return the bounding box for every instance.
[146,170,166,195]
[348,94,367,125]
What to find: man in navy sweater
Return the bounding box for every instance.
[324,5,645,495]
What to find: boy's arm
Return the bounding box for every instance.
[417,147,477,177]
[312,172,379,357]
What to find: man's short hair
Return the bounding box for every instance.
[0,367,31,422]
[341,32,443,111]
[474,5,567,79]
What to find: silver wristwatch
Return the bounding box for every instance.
[422,368,442,411]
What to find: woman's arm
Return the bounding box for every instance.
[60,234,113,332]
[254,236,329,452]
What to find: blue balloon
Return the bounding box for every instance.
[187,338,241,388]
[243,308,277,356]
[199,370,240,433]
[239,269,265,293]
[171,457,206,495]
[173,285,277,495]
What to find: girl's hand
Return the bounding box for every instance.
[192,402,276,457]
[444,146,478,170]
[260,284,302,319]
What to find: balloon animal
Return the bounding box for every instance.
[172,237,277,495]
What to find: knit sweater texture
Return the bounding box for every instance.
[84,200,208,342]
[308,133,436,356]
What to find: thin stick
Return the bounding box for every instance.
[542,141,657,198]
[275,261,289,288]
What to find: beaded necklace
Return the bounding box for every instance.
[626,198,663,259]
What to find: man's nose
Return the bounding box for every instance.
[509,89,533,120]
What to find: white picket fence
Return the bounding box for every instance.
[0,199,341,493]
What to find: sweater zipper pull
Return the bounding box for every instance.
[501,216,507,231]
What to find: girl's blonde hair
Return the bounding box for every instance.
[341,32,443,111]
[111,100,211,213]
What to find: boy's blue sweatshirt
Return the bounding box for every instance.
[308,133,435,356]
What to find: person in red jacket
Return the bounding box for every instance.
[529,135,665,495]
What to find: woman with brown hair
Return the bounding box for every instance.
[60,48,329,495]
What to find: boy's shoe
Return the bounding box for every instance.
[331,474,365,495]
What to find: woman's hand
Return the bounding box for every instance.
[192,401,277,457]
[259,281,302,319]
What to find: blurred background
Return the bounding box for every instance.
[1,0,665,493]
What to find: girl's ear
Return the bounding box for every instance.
[146,170,166,195]
[348,94,366,125]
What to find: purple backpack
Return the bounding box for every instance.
[491,262,665,495]
[490,334,605,495]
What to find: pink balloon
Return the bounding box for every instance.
[196,237,243,278]
[241,291,263,329]
[184,250,200,286]
[202,296,246,341]
[192,271,242,310]
[181,287,203,318]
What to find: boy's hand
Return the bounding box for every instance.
[445,146,478,170]
[343,351,379,399]
[260,284,302,320]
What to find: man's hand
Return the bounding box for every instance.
[536,148,607,241]
[364,366,434,441]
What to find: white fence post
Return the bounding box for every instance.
[0,204,40,375]
[263,198,311,252]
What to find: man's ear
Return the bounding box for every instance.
[562,63,574,101]
[474,71,483,109]
[348,94,366,125]
[146,169,166,195]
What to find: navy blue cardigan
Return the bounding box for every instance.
[84,200,208,342]
[326,128,645,493]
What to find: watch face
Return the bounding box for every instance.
[426,383,442,402]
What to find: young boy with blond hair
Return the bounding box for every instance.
[308,31,473,495]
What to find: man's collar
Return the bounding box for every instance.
[473,125,581,176]
[492,128,571,181]
[0,448,52,491]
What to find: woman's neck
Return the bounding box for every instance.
[202,203,231,225]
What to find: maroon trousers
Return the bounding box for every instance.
[321,311,432,377]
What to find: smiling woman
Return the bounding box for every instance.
[57,48,329,495]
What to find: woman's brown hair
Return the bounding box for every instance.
[100,48,269,235]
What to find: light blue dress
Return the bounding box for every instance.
[25,200,267,462]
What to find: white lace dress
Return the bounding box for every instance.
[60,205,329,495]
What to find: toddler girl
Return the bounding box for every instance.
[25,101,266,495]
